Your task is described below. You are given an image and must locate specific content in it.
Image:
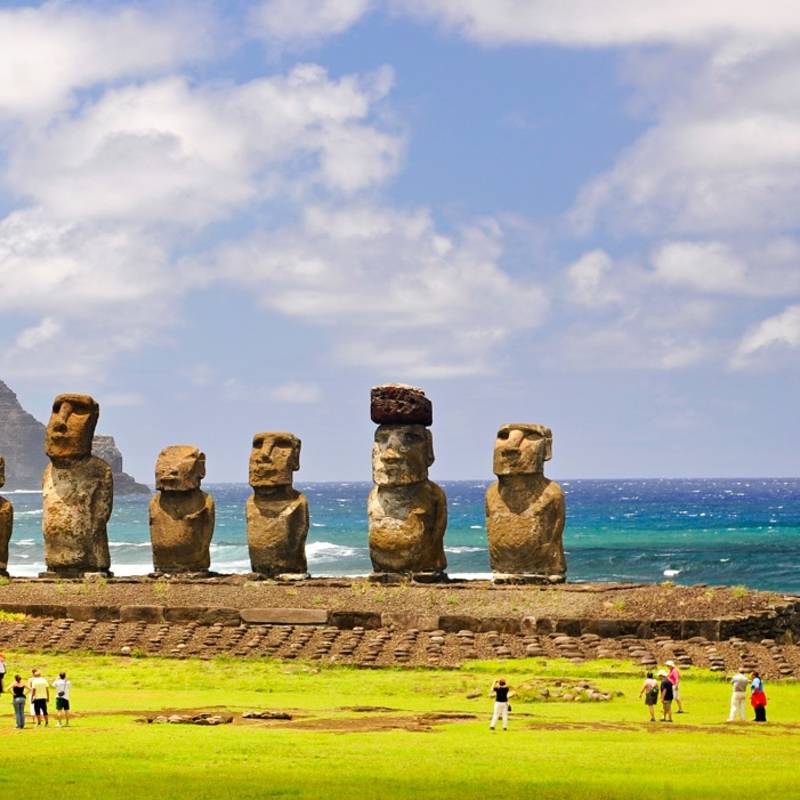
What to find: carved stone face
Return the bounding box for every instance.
[0,456,4,489]
[155,446,206,491]
[45,394,99,459]
[493,423,552,476]
[249,432,300,488]
[372,424,434,486]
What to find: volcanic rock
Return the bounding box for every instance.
[370,384,432,426]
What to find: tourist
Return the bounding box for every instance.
[0,652,6,694]
[639,671,659,722]
[8,674,27,729]
[657,669,673,722]
[489,677,512,731]
[30,668,49,726]
[27,669,36,725]
[665,660,684,713]
[52,671,72,727]
[751,672,767,723]
[728,669,748,722]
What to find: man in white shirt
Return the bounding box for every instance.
[728,670,748,722]
[30,668,50,726]
[52,671,72,727]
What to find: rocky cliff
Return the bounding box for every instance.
[92,435,150,495]
[0,380,149,495]
[0,381,48,490]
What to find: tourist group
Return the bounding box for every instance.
[0,655,72,729]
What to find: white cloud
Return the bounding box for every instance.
[212,204,547,376]
[394,1,800,47]
[565,250,623,307]
[103,393,146,408]
[733,304,800,366]
[9,66,401,226]
[252,0,371,48]
[270,382,322,404]
[0,3,214,118]
[14,318,61,351]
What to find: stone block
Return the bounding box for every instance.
[554,619,582,636]
[681,619,720,641]
[381,611,438,630]
[65,604,119,621]
[0,602,67,618]
[199,607,241,626]
[329,611,382,630]
[120,605,165,623]
[240,608,328,625]
[477,617,521,634]
[370,384,432,426]
[164,606,210,623]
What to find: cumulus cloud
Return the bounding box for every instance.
[394,1,800,47]
[733,304,800,367]
[212,204,547,377]
[8,65,401,226]
[565,250,623,307]
[0,3,215,118]
[252,0,371,49]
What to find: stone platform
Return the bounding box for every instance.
[1,616,799,680]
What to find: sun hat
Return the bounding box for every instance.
[665,660,675,667]
[657,670,667,677]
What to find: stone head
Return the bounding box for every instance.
[0,456,4,489]
[249,432,301,488]
[45,394,99,460]
[155,445,206,492]
[493,423,552,477]
[372,424,434,486]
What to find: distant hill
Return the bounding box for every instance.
[0,380,149,495]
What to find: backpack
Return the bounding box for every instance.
[648,684,659,700]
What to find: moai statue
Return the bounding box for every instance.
[149,446,215,574]
[368,385,447,579]
[485,423,566,583]
[246,432,309,577]
[0,457,12,577]
[42,394,113,576]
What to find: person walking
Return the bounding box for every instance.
[657,670,673,722]
[0,652,7,694]
[639,671,660,722]
[489,678,512,731]
[27,669,36,725]
[30,668,49,727]
[665,660,684,713]
[52,672,72,727]
[8,674,27,729]
[751,672,767,723]
[728,670,748,722]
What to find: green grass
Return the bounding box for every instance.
[0,651,799,799]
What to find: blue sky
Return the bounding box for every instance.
[1,1,798,482]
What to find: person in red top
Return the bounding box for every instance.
[665,660,684,713]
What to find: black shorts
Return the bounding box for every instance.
[33,698,48,715]
[56,697,70,711]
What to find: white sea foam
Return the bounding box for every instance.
[449,572,492,581]
[663,569,681,577]
[5,490,42,495]
[469,524,483,530]
[108,541,151,548]
[311,523,326,528]
[306,541,362,562]
[13,538,36,546]
[15,509,43,517]
[445,546,485,554]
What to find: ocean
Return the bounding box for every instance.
[5,478,800,592]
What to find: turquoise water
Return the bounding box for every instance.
[6,478,800,592]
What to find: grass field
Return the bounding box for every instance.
[0,651,798,799]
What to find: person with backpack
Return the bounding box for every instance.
[728,670,748,722]
[639,671,660,722]
[52,671,72,727]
